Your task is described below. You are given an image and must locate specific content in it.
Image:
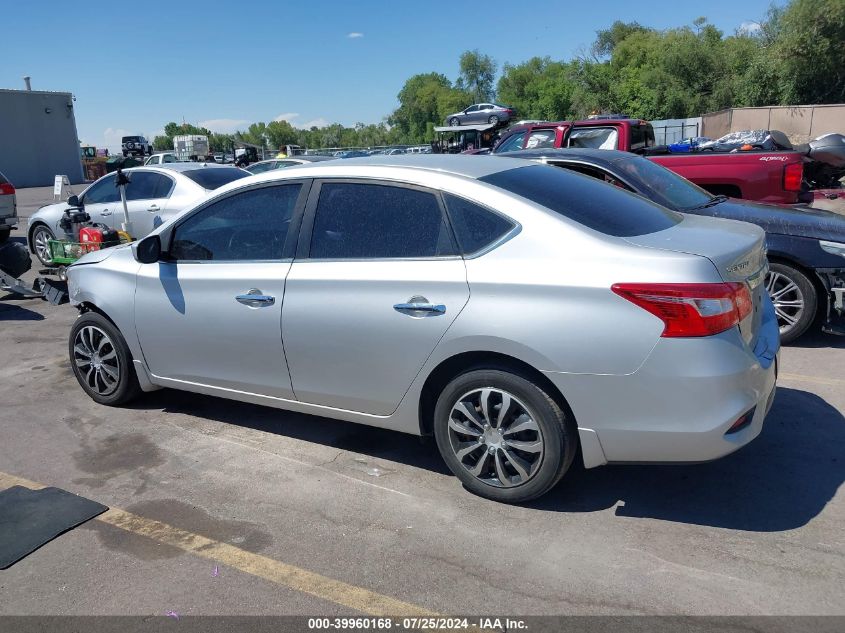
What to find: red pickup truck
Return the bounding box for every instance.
[491,119,805,204]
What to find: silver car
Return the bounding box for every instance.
[65,155,779,503]
[445,103,515,127]
[28,164,248,265]
[245,156,336,174]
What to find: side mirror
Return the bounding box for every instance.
[67,194,80,207]
[132,235,161,264]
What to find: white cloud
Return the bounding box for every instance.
[347,32,364,38]
[738,21,761,34]
[301,117,330,129]
[198,118,251,133]
[273,112,300,122]
[103,127,131,151]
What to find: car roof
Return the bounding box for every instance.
[500,148,636,167]
[294,155,336,162]
[293,154,530,179]
[153,162,240,173]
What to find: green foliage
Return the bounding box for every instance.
[496,57,575,120]
[456,50,498,102]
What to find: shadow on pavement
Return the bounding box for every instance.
[0,300,44,321]
[130,386,843,532]
[789,329,845,350]
[531,387,844,531]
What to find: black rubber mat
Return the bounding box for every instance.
[0,485,108,569]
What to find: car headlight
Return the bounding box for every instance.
[820,240,845,258]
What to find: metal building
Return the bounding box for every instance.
[0,86,84,187]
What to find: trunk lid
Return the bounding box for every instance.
[623,214,768,345]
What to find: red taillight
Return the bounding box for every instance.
[611,282,753,337]
[0,183,14,195]
[783,162,803,192]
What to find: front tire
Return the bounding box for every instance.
[69,311,142,406]
[766,262,817,344]
[449,117,460,126]
[433,368,577,503]
[30,224,55,265]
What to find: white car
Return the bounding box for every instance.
[144,153,180,166]
[28,164,248,265]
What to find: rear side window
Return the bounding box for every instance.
[182,168,249,190]
[310,183,454,259]
[568,127,618,150]
[127,172,173,200]
[525,130,556,150]
[444,194,515,255]
[479,165,681,237]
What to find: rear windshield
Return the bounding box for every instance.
[479,165,682,237]
[0,171,7,184]
[122,136,142,143]
[612,156,712,210]
[182,168,249,190]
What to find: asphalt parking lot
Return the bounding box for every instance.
[1,187,844,618]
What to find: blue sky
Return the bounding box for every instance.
[3,0,777,151]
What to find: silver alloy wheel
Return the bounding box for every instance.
[32,226,53,264]
[766,270,805,335]
[450,117,460,126]
[447,388,544,488]
[489,115,499,125]
[73,325,120,396]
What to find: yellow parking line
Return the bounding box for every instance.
[0,471,436,617]
[779,372,845,387]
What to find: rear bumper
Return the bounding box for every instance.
[1,216,16,229]
[544,296,780,467]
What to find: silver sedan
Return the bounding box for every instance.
[28,164,248,265]
[65,155,779,503]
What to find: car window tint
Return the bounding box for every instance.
[525,130,556,149]
[147,156,159,165]
[310,183,454,259]
[480,165,681,237]
[444,194,515,255]
[170,184,301,261]
[127,172,172,200]
[549,163,635,192]
[182,168,249,190]
[163,155,177,163]
[83,176,120,204]
[466,105,478,113]
[494,131,526,153]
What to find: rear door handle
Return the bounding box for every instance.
[100,209,112,216]
[236,289,275,308]
[148,204,160,212]
[393,296,446,317]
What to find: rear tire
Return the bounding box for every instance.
[488,115,500,125]
[69,311,142,406]
[766,262,817,344]
[433,368,577,503]
[450,117,460,127]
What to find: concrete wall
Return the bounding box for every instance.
[702,104,845,144]
[0,89,84,187]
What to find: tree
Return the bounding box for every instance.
[152,135,172,151]
[389,73,471,143]
[456,50,497,102]
[266,120,299,149]
[769,0,845,104]
[591,21,651,58]
[497,57,575,120]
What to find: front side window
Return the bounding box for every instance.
[169,184,301,261]
[310,183,454,259]
[127,172,173,201]
[147,156,160,165]
[83,176,120,204]
[465,105,479,113]
[493,131,527,153]
[444,194,515,256]
[568,127,618,150]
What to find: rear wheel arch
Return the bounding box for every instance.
[418,351,577,437]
